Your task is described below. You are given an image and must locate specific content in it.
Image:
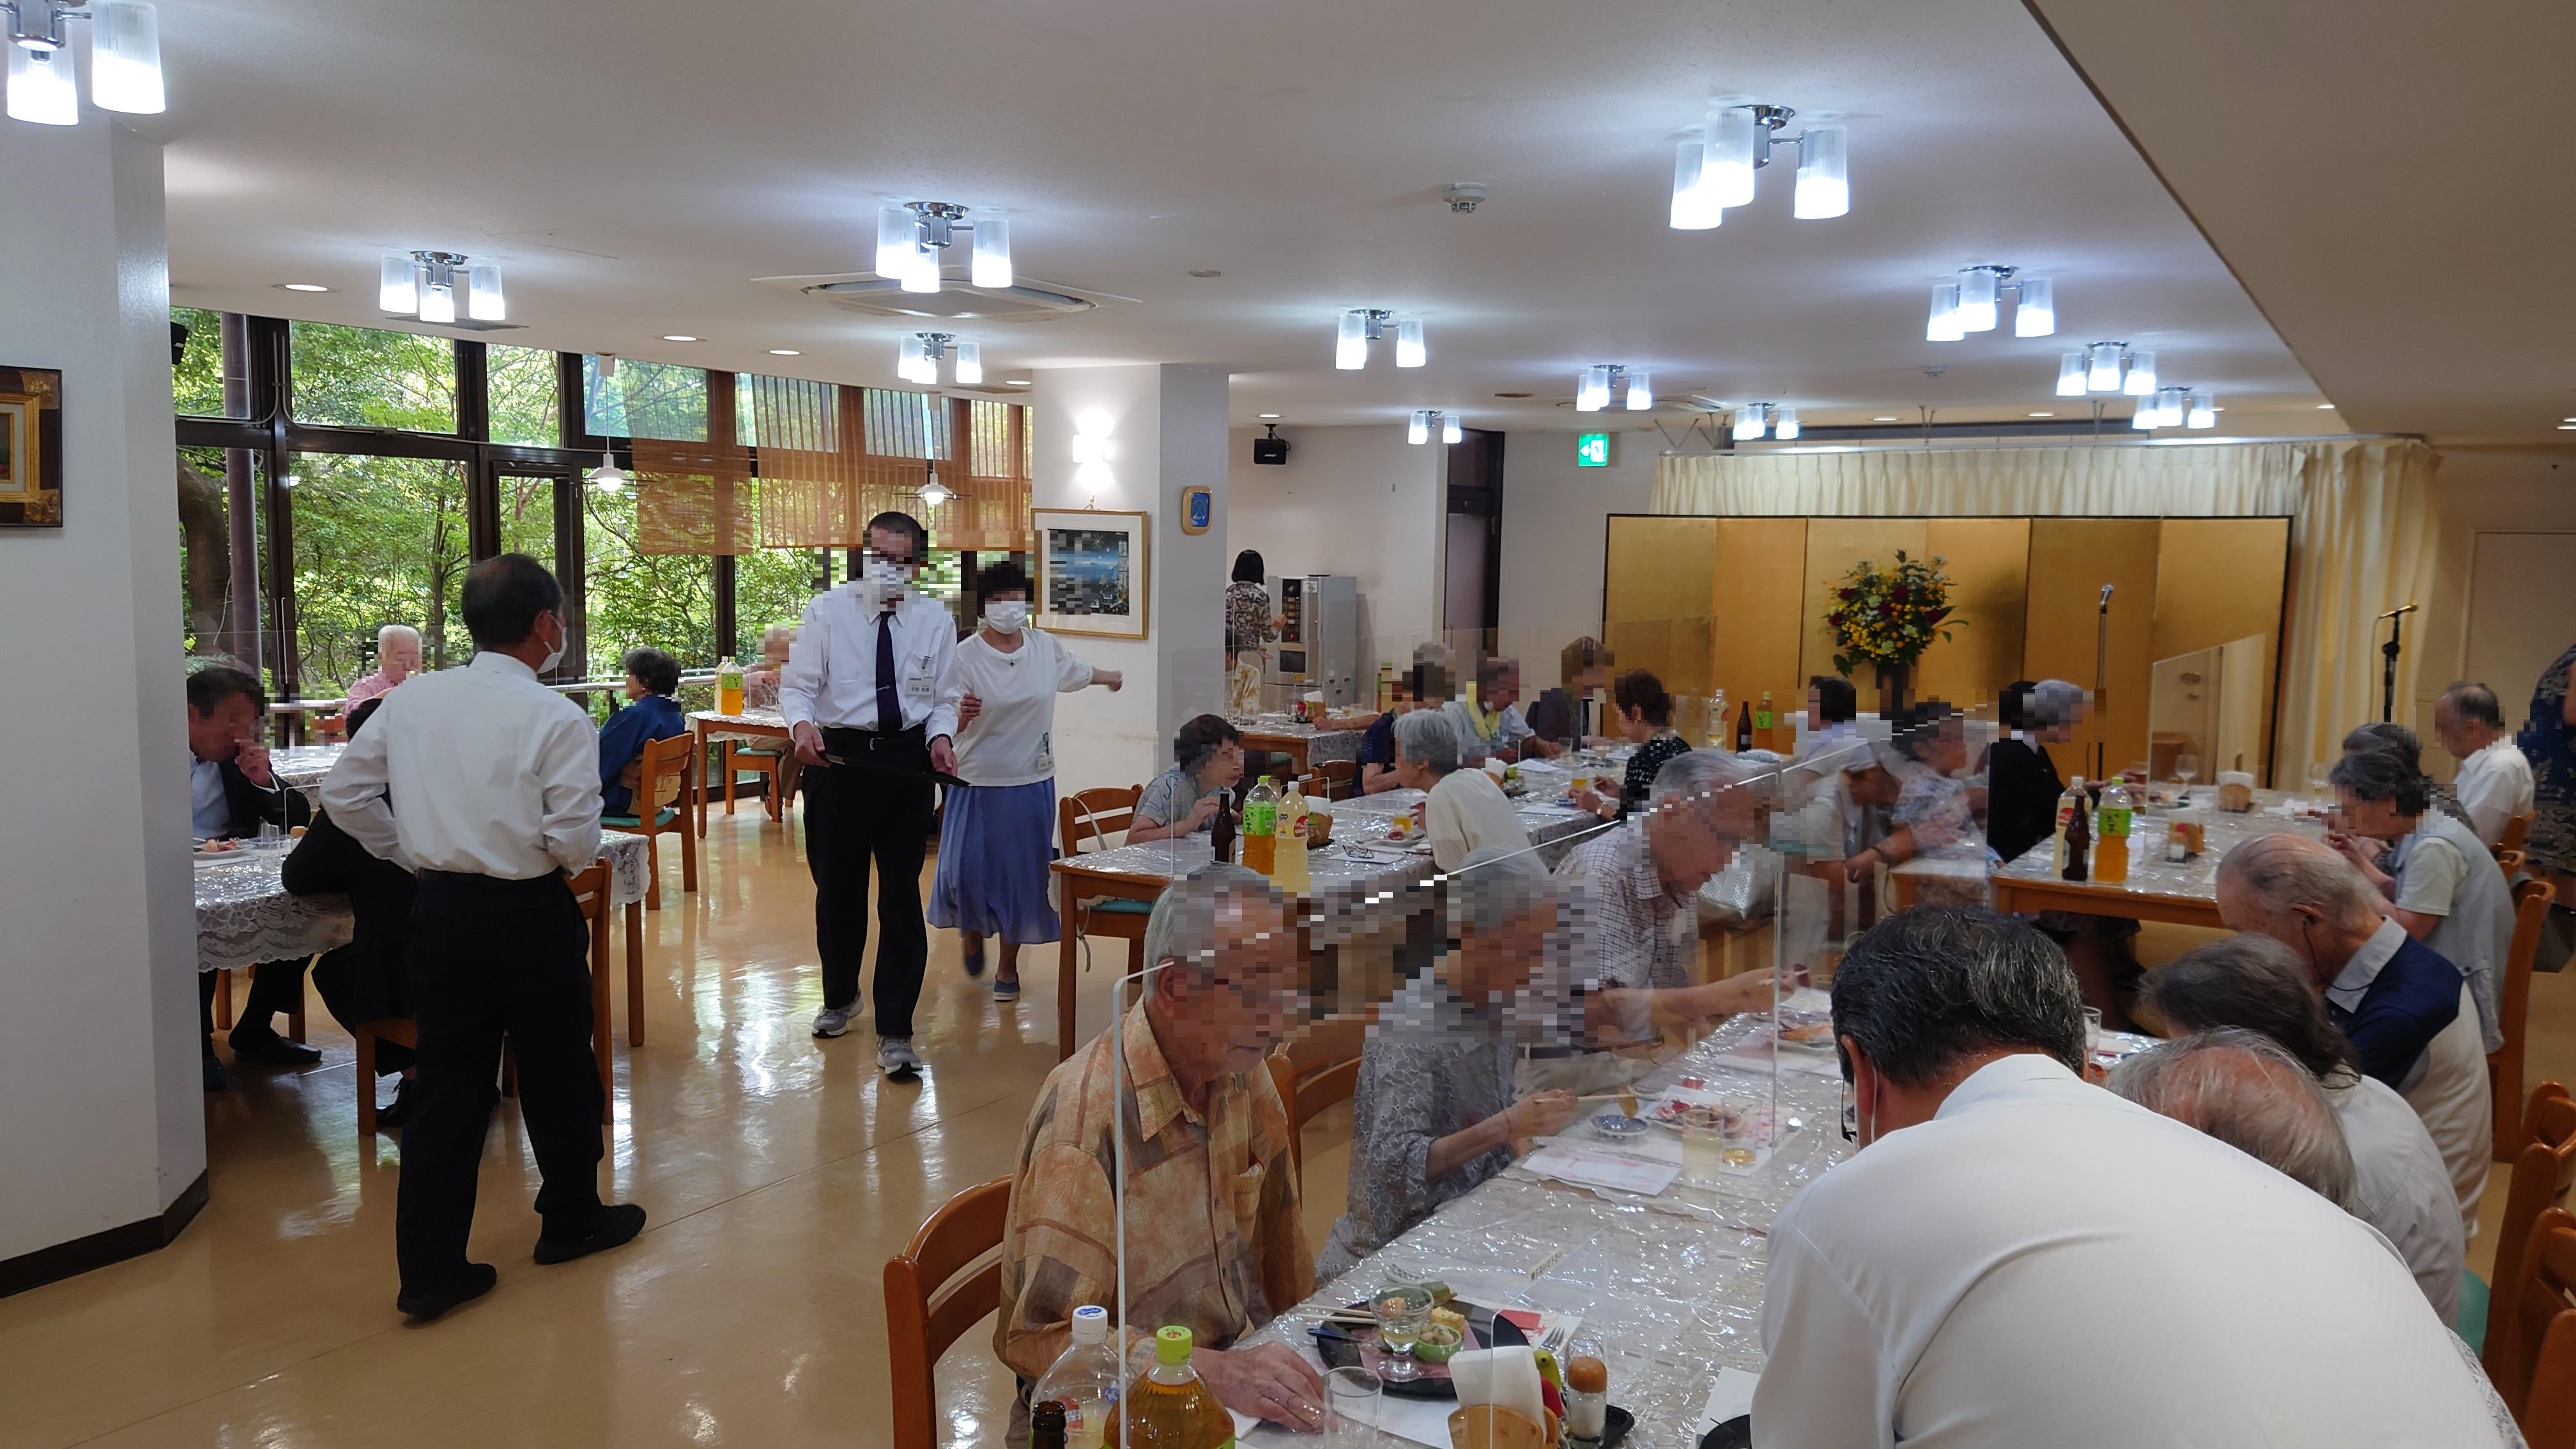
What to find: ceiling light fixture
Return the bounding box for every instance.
[2126,384,2218,431]
[278,282,330,293]
[2066,341,2171,396]
[1257,413,1281,420]
[897,331,985,387]
[1407,410,1468,445]
[873,201,1011,295]
[1772,407,1800,440]
[1574,364,1649,413]
[4,0,163,125]
[1872,415,1898,423]
[1335,309,1425,370]
[587,445,631,494]
[379,251,505,324]
[1443,411,1464,444]
[661,334,699,343]
[1928,265,2055,342]
[767,348,802,356]
[1667,103,1849,229]
[919,465,954,509]
[2317,403,2338,410]
[2028,411,2055,418]
[1733,404,1771,441]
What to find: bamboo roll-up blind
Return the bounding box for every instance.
[736,374,1031,551]
[631,437,756,555]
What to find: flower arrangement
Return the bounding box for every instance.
[1826,549,1962,676]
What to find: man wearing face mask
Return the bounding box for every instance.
[782,511,962,1077]
[324,554,645,1319]
[929,560,1122,1003]
[1752,906,2510,1447]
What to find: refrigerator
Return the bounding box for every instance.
[1263,574,1360,709]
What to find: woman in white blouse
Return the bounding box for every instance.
[1394,709,1529,871]
[930,562,1122,1002]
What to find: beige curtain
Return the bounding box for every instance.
[1651,440,2441,788]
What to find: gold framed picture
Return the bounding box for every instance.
[1034,507,1149,639]
[0,365,63,529]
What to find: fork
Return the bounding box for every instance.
[1538,1325,1568,1356]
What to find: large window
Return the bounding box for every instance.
[497,472,559,571]
[177,443,266,664]
[583,355,706,442]
[487,344,562,447]
[287,453,471,691]
[289,321,457,432]
[582,482,716,678]
[172,307,232,417]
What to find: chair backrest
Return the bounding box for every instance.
[2496,880,2558,1155]
[1266,1054,1303,1184]
[1059,784,1142,858]
[638,732,696,815]
[1320,759,1358,800]
[2501,811,2536,857]
[2499,1207,2576,1433]
[2500,848,2530,880]
[2488,1081,2576,1377]
[884,1174,1015,1449]
[567,861,610,918]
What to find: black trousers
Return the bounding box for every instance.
[809,726,936,1038]
[396,870,603,1292]
[197,960,309,1046]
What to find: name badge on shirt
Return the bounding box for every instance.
[1036,730,1054,774]
[903,650,938,704]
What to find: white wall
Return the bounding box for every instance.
[1227,425,1445,675]
[0,119,206,1264]
[1496,428,1661,690]
[1035,365,1230,795]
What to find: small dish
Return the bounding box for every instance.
[1412,1322,1464,1363]
[1588,1113,1650,1144]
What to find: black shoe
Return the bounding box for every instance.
[202,1051,227,1092]
[375,1077,416,1130]
[395,1262,496,1320]
[533,1203,647,1266]
[962,944,986,978]
[228,1027,323,1067]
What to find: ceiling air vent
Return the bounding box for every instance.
[750,272,1134,323]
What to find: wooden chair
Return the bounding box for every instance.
[1268,1050,1361,1193]
[2485,1083,2576,1372]
[1058,785,1151,977]
[716,737,796,822]
[884,1175,1014,1449]
[2494,1206,2576,1441]
[1318,759,1358,801]
[2501,848,2531,882]
[2494,880,2559,1160]
[356,862,617,1134]
[603,732,698,909]
[2501,811,2536,859]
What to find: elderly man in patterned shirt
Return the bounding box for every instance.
[995,864,1321,1434]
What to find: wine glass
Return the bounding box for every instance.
[1370,1285,1433,1383]
[2306,761,2332,808]
[2174,752,2200,801]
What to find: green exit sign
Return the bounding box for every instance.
[1575,433,1611,468]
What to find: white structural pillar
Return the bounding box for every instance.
[1029,364,1230,805]
[0,116,208,1287]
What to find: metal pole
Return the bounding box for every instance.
[2092,585,2113,782]
[218,312,260,675]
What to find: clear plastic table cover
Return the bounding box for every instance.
[1239,1012,1850,1448]
[1986,786,2323,902]
[192,831,652,972]
[268,744,342,792]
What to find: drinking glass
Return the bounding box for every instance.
[1325,1366,1383,1449]
[1680,1102,1730,1186]
[2306,762,2331,806]
[1718,1100,1761,1170]
[2083,1006,2104,1055]
[2174,753,2200,793]
[1370,1285,1434,1383]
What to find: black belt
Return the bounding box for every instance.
[417,868,569,895]
[822,723,924,752]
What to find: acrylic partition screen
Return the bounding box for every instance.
[1063,612,2023,1448]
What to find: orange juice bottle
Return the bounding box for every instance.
[716,655,744,715]
[1241,777,1278,876]
[2094,781,2135,884]
[1105,1327,1235,1449]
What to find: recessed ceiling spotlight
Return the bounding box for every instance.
[1258,413,1282,419]
[1004,378,1031,386]
[2027,411,2054,418]
[277,282,331,293]
[1872,415,1898,422]
[2560,424,2576,431]
[767,348,802,356]
[1188,269,1223,278]
[2316,403,2336,410]
[662,335,700,342]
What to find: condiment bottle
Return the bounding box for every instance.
[1564,1355,1609,1441]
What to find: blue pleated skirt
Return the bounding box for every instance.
[929,779,1062,943]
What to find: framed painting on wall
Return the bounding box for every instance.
[0,365,63,528]
[1034,507,1149,639]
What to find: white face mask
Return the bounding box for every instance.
[983,601,1029,634]
[865,558,910,599]
[537,613,565,674]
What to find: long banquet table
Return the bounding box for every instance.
[1239,1008,1846,1447]
[1887,788,2327,929]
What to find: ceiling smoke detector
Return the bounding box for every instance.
[1442,183,1488,214]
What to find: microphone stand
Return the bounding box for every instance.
[2093,585,2113,783]
[2379,603,2418,723]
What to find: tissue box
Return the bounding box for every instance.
[2216,770,2255,813]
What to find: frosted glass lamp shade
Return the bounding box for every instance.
[954,341,983,385]
[1926,284,1964,342]
[466,264,505,321]
[1395,318,1425,368]
[379,254,418,314]
[2087,342,2125,392]
[2055,351,2087,397]
[876,208,917,279]
[1705,107,1758,208]
[1792,125,1848,219]
[2013,275,2055,337]
[1441,411,1462,443]
[1335,311,1367,370]
[6,45,77,126]
[1956,268,1999,332]
[970,218,1012,288]
[1625,371,1653,410]
[1669,137,1721,229]
[89,1,164,114]
[2122,349,2158,396]
[1772,407,1800,440]
[1407,411,1430,445]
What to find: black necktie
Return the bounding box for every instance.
[875,607,901,730]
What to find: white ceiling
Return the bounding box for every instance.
[2027,0,2576,445]
[141,0,2334,434]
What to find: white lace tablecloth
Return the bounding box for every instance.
[194,830,654,973]
[1242,1011,1847,1448]
[689,707,790,740]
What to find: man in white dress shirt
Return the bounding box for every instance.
[1752,906,2510,1448]
[781,511,961,1078]
[324,555,645,1320]
[2437,680,2536,848]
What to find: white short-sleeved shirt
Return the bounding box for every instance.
[937,628,1093,788]
[1425,768,1531,871]
[2453,737,2534,847]
[2333,1075,2467,1322]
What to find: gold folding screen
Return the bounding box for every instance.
[1600,513,2291,781]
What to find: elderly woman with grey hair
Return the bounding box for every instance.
[2326,743,2514,1055]
[2109,1027,2359,1208]
[2140,933,2464,1320]
[1393,708,1531,871]
[342,622,422,708]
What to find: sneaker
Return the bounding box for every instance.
[877,1037,923,1078]
[992,976,1021,1003]
[813,1005,852,1038]
[533,1203,648,1265]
